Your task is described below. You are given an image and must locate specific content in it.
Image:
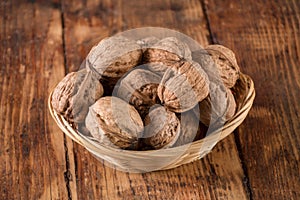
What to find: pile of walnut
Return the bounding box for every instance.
[51,36,241,150]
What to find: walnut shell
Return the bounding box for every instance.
[117,69,162,118]
[143,37,192,66]
[143,106,180,149]
[137,36,159,52]
[158,61,210,113]
[85,96,144,150]
[145,62,169,77]
[86,36,142,93]
[173,110,199,147]
[192,49,224,86]
[194,82,237,126]
[51,69,104,123]
[205,45,240,88]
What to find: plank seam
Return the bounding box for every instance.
[234,131,253,200]
[60,1,72,199]
[63,135,73,200]
[60,1,68,74]
[199,0,217,44]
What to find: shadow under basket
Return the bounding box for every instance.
[48,73,255,173]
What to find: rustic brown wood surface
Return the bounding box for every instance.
[0,0,299,200]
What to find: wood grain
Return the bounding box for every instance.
[205,0,300,199]
[1,0,298,199]
[0,0,76,199]
[62,0,248,199]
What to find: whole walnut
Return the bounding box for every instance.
[143,106,180,149]
[51,69,104,123]
[158,61,210,113]
[85,96,144,150]
[205,45,240,88]
[143,37,192,66]
[194,82,236,126]
[117,68,161,119]
[86,36,143,93]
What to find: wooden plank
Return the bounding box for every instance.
[0,1,75,199]
[205,0,300,199]
[61,0,252,199]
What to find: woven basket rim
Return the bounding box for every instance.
[48,73,255,171]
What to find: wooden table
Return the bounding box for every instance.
[1,0,299,199]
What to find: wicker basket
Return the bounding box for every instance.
[48,73,255,173]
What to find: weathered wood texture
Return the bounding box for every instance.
[205,0,300,199]
[0,1,76,199]
[0,0,299,199]
[62,0,248,200]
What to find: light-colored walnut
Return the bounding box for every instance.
[86,36,143,93]
[117,69,161,118]
[192,49,224,86]
[194,82,237,126]
[85,96,144,150]
[143,37,192,66]
[158,61,210,113]
[143,106,180,149]
[205,44,240,88]
[51,69,103,123]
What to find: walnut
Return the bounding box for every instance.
[85,96,144,150]
[192,49,224,86]
[205,45,240,88]
[158,61,210,113]
[173,110,199,147]
[194,82,237,126]
[143,37,192,66]
[51,69,104,123]
[143,106,180,149]
[86,36,143,94]
[145,62,169,77]
[117,68,161,118]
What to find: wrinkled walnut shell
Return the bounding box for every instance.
[173,110,200,147]
[51,69,104,123]
[86,36,142,93]
[145,62,169,77]
[143,106,180,149]
[117,69,161,118]
[194,82,237,126]
[143,37,192,66]
[85,96,144,150]
[158,61,210,113]
[205,45,240,88]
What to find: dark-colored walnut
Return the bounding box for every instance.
[117,69,161,118]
